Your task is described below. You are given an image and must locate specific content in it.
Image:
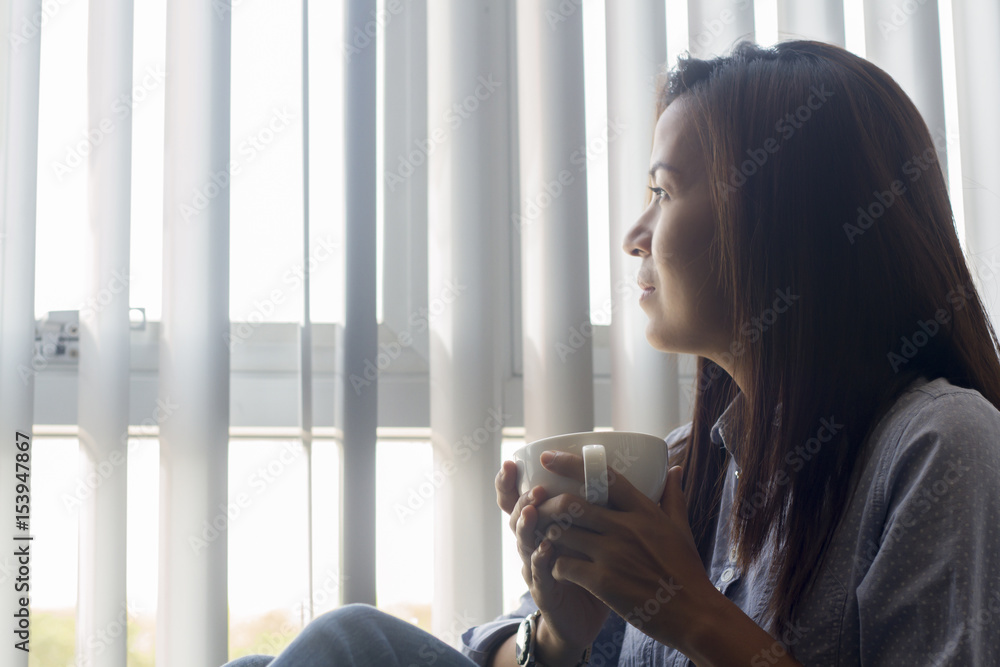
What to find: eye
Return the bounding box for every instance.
[648,185,669,202]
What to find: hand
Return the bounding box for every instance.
[495,461,610,657]
[530,451,720,653]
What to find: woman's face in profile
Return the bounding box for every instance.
[622,95,732,362]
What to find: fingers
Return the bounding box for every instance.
[533,494,604,535]
[543,523,600,562]
[539,450,585,483]
[550,550,596,591]
[530,539,558,602]
[516,504,542,564]
[495,460,520,514]
[508,485,548,535]
[661,465,686,519]
[541,450,645,511]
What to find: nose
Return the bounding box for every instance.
[622,210,653,258]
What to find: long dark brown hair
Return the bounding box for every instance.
[655,40,1000,635]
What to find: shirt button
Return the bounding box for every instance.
[720,567,734,583]
[728,546,737,563]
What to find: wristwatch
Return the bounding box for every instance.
[514,609,591,667]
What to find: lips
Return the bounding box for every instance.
[637,274,656,300]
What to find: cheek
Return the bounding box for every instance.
[652,214,701,283]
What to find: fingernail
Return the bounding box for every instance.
[540,451,556,465]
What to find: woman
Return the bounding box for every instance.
[225,39,1000,667]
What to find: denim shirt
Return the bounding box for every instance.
[460,375,1000,666]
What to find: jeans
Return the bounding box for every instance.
[221,604,481,667]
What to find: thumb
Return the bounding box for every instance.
[658,465,687,520]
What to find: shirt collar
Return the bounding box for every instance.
[710,392,744,450]
[709,392,782,455]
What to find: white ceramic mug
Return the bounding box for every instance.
[511,431,669,506]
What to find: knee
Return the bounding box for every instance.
[306,603,392,639]
[221,656,275,667]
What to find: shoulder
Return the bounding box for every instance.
[843,376,1000,666]
[664,421,693,464]
[871,376,1000,498]
[664,421,693,447]
[880,376,1000,463]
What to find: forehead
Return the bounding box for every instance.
[650,97,704,181]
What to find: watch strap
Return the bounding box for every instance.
[516,609,591,667]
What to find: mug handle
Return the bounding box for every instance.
[582,444,608,506]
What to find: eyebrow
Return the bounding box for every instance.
[648,161,683,178]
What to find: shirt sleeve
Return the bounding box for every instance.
[856,390,1000,665]
[459,591,627,667]
[459,591,534,666]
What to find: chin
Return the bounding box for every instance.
[643,322,675,353]
[644,319,704,356]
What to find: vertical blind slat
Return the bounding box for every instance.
[76,0,134,664]
[864,0,948,178]
[606,0,681,436]
[687,0,755,59]
[517,0,594,443]
[953,0,1000,331]
[341,0,379,607]
[777,0,846,46]
[300,0,316,623]
[157,0,231,663]
[0,1,41,663]
[427,0,508,641]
